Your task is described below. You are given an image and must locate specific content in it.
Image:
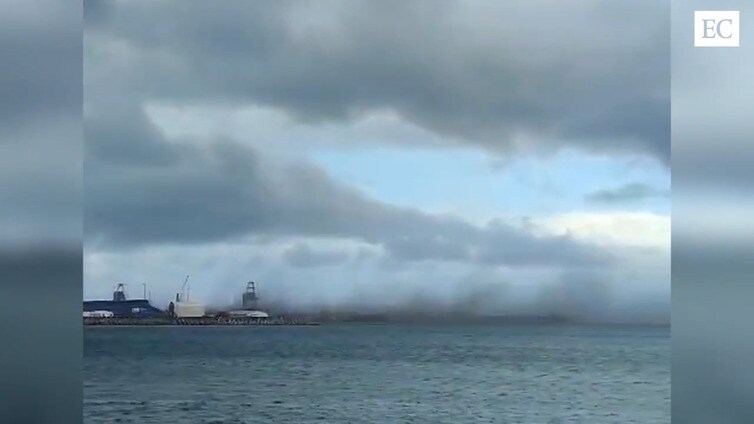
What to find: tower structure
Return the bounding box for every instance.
[112,283,127,302]
[242,281,259,310]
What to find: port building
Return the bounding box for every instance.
[83,284,165,318]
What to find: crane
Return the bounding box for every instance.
[176,275,190,302]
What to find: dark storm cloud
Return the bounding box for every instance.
[84,0,669,162]
[84,105,178,166]
[85,107,610,269]
[282,243,351,268]
[586,183,670,204]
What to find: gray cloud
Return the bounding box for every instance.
[84,0,669,163]
[283,243,351,268]
[586,183,670,204]
[84,107,610,270]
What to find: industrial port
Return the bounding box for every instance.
[83,280,319,326]
[85,279,579,327]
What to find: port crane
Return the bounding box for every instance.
[176,275,190,302]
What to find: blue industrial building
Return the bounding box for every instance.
[83,284,166,318]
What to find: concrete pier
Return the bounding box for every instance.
[83,316,319,326]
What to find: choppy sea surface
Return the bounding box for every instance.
[84,324,669,423]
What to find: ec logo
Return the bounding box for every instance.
[695,11,740,47]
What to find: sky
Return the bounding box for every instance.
[82,0,670,323]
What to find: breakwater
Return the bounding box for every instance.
[84,316,319,326]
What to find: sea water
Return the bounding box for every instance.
[84,324,669,423]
